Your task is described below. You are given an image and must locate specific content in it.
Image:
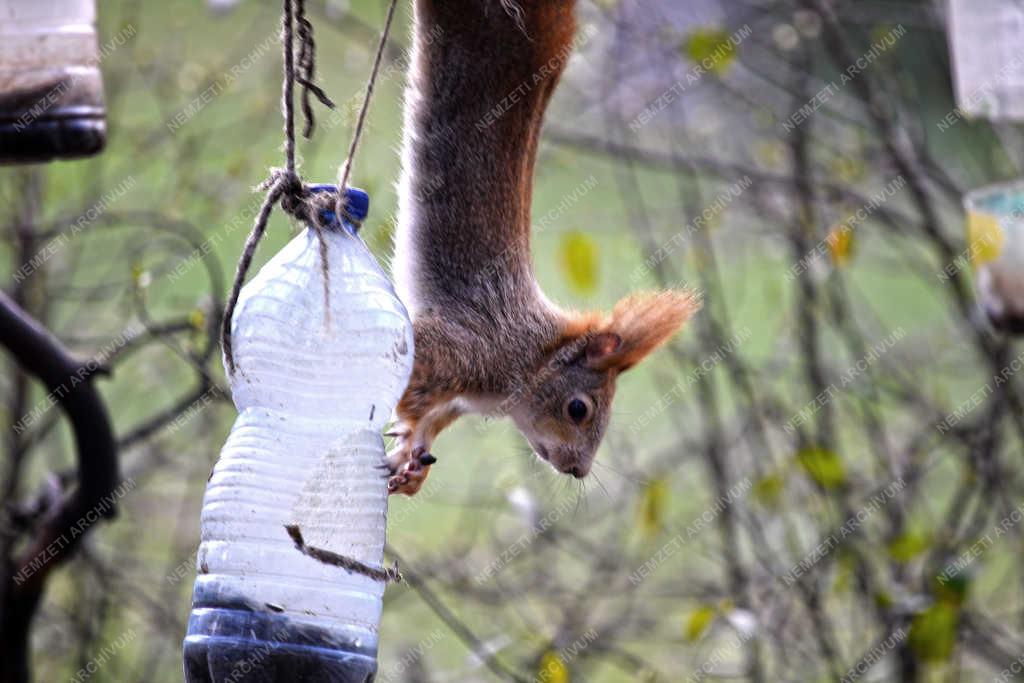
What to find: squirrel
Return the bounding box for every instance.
[386,0,700,495]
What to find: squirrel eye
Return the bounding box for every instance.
[566,397,589,423]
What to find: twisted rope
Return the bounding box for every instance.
[336,0,399,220]
[221,0,398,375]
[294,0,335,138]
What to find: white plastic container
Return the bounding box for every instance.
[948,0,1024,121]
[184,188,414,682]
[963,181,1024,333]
[0,0,107,161]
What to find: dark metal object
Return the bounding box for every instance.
[0,291,120,682]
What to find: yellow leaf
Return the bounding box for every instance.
[537,651,569,683]
[826,225,855,267]
[909,602,959,663]
[559,231,599,294]
[752,473,784,508]
[682,28,737,76]
[685,605,716,642]
[188,309,206,331]
[887,532,930,563]
[796,448,846,489]
[639,478,669,536]
[966,210,1004,265]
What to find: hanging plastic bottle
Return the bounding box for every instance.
[963,181,1024,333]
[947,0,1024,121]
[0,0,107,163]
[183,186,414,682]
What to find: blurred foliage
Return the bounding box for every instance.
[826,224,855,267]
[682,27,737,76]
[796,447,846,490]
[684,605,717,642]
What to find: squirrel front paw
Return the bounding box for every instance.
[384,440,436,497]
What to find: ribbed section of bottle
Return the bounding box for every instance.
[184,226,413,683]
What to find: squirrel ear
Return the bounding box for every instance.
[588,290,701,373]
[585,332,622,363]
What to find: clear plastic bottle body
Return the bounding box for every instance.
[184,218,413,683]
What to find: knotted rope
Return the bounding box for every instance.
[221,0,399,375]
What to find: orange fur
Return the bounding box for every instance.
[586,290,702,372]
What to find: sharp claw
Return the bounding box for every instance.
[384,430,402,438]
[375,463,392,471]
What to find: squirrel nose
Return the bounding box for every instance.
[568,465,584,479]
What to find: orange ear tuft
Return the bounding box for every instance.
[588,290,701,372]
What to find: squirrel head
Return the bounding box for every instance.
[509,290,701,479]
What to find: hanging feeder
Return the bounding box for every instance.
[947,2,1024,332]
[963,181,1024,333]
[947,0,1024,121]
[183,187,415,682]
[0,0,107,163]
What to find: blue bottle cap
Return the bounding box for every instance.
[307,184,370,232]
[342,187,370,222]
